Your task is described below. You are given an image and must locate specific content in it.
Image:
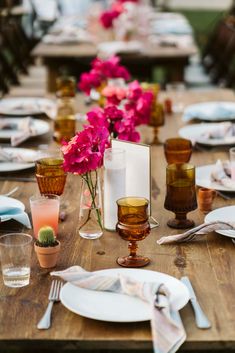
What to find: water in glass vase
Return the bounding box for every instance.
[79,207,103,239]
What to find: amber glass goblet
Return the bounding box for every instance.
[116,197,151,268]
[164,163,197,229]
[164,138,192,164]
[56,76,76,98]
[36,157,67,196]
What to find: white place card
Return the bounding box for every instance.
[111,139,151,214]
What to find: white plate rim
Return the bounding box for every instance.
[205,206,235,238]
[0,118,50,140]
[183,101,235,121]
[60,268,189,323]
[196,164,235,192]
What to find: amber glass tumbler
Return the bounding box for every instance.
[164,138,192,164]
[116,197,150,268]
[164,163,197,229]
[36,157,67,196]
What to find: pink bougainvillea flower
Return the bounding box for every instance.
[79,56,131,95]
[99,2,124,29]
[102,85,127,105]
[61,125,109,175]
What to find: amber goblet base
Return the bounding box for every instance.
[167,213,195,229]
[150,127,162,146]
[117,240,150,268]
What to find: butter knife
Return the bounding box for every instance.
[181,276,211,329]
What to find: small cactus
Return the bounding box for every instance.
[37,226,57,247]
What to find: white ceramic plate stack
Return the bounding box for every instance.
[196,165,235,192]
[0,148,39,172]
[205,206,235,239]
[182,101,235,122]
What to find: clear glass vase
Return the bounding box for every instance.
[78,170,103,239]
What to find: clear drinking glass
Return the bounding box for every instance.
[30,194,60,238]
[230,147,235,180]
[104,148,126,231]
[0,233,32,288]
[166,82,185,113]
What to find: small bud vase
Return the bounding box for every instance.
[78,170,103,239]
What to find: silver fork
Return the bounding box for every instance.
[37,280,63,330]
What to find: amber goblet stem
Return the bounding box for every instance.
[151,126,161,145]
[128,240,138,258]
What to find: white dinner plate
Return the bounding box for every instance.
[60,268,189,323]
[196,164,235,192]
[205,206,235,238]
[0,118,50,140]
[179,123,235,146]
[0,196,24,222]
[0,97,55,116]
[0,148,39,172]
[183,101,235,122]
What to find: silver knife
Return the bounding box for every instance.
[181,276,211,329]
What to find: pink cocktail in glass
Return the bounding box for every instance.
[30,194,60,238]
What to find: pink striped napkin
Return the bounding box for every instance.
[157,221,234,245]
[51,266,186,353]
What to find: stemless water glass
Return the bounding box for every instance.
[0,233,32,288]
[36,157,67,196]
[164,138,192,164]
[116,197,150,268]
[166,82,185,113]
[164,164,197,229]
[30,194,60,238]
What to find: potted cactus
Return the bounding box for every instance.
[34,226,61,268]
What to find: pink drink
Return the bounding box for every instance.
[30,196,60,238]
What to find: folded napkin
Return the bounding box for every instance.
[0,147,37,163]
[51,266,186,353]
[201,122,235,140]
[211,160,235,189]
[157,221,234,245]
[43,27,93,45]
[11,117,37,146]
[0,206,31,228]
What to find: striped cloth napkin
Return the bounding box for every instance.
[51,266,186,353]
[157,221,234,245]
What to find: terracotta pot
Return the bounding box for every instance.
[198,188,216,214]
[34,241,61,269]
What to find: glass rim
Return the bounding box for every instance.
[116,196,149,207]
[36,157,64,166]
[0,233,32,247]
[30,194,60,202]
[166,163,195,171]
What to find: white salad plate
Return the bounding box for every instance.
[0,148,39,172]
[0,118,50,140]
[179,123,235,146]
[205,206,235,238]
[0,97,55,117]
[196,164,235,192]
[182,101,235,122]
[60,268,189,323]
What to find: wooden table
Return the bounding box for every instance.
[1,89,235,353]
[32,11,197,92]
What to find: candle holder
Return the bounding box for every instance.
[116,197,150,268]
